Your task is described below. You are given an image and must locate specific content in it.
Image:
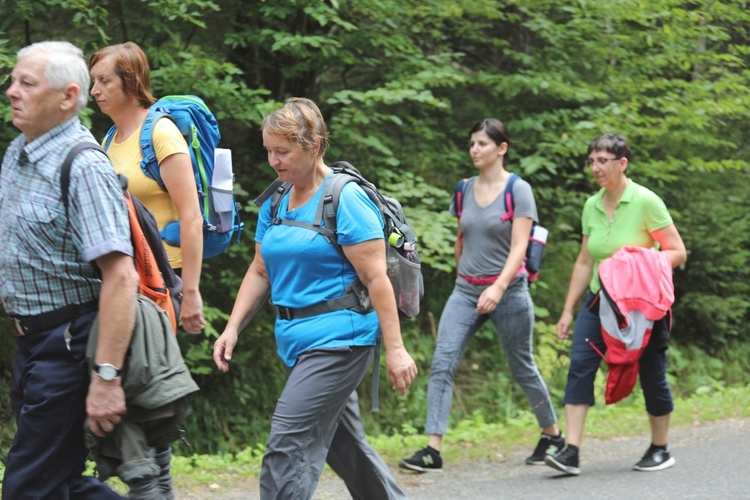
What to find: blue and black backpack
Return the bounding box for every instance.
[104,95,243,259]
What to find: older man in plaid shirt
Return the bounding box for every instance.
[0,41,138,499]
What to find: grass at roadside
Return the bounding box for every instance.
[169,382,750,491]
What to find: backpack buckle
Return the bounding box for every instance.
[275,305,294,320]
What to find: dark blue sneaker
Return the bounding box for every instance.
[399,446,443,473]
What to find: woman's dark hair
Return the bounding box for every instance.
[587,133,632,162]
[89,42,155,109]
[469,118,512,162]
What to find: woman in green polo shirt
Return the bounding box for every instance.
[545,133,687,476]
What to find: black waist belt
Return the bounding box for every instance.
[9,300,99,336]
[273,293,364,321]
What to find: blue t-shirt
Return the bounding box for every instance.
[256,174,385,366]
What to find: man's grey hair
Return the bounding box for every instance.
[17,41,89,113]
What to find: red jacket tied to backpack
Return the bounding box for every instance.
[597,246,674,404]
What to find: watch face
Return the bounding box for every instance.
[96,363,120,381]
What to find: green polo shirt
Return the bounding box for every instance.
[582,180,672,293]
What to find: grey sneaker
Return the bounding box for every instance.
[526,432,565,465]
[398,446,443,473]
[544,445,581,475]
[633,444,675,471]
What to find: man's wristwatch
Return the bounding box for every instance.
[93,363,123,381]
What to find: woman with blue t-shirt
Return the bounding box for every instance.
[212,98,417,499]
[400,118,562,473]
[545,133,687,476]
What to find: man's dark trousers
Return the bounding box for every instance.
[3,310,123,499]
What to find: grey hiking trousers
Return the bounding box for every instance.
[425,277,557,435]
[260,345,407,500]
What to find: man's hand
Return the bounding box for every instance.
[86,375,126,437]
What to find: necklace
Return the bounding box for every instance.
[288,177,323,211]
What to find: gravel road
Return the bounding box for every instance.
[177,417,750,499]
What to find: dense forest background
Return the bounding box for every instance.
[0,0,748,457]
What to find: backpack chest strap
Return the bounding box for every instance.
[270,217,336,244]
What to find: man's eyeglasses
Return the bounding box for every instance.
[585,157,620,167]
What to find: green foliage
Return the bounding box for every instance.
[670,169,750,346]
[0,324,16,468]
[531,321,570,400]
[668,339,750,396]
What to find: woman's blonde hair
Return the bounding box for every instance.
[261,97,329,158]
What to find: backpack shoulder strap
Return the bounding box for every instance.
[139,109,173,191]
[319,169,358,234]
[453,176,475,219]
[501,173,520,222]
[102,124,118,151]
[253,176,337,243]
[61,142,107,210]
[253,178,288,211]
[317,170,358,257]
[122,176,183,331]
